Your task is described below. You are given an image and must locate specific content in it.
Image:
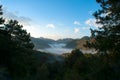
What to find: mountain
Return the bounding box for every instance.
[31,36,90,50]
[39,37,55,43]
[65,36,90,50]
[57,38,73,43]
[31,37,55,49]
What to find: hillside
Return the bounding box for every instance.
[31,37,55,49]
[34,50,64,63]
[31,36,90,50]
[57,38,73,43]
[65,36,90,50]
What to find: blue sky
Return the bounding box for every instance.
[1,0,100,40]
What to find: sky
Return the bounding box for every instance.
[1,0,100,40]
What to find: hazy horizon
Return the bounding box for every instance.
[32,35,90,41]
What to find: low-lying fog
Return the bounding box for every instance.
[38,43,96,54]
[38,43,73,54]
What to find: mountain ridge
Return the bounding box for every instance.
[31,36,90,49]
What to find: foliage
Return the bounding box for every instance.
[86,0,120,54]
[0,5,36,80]
[0,0,120,80]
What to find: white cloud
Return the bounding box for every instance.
[2,8,42,38]
[85,18,102,28]
[3,7,32,26]
[74,21,81,25]
[23,25,41,38]
[74,28,80,33]
[46,24,55,28]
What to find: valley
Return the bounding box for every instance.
[31,36,94,54]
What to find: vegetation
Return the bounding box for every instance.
[0,0,120,80]
[31,37,52,49]
[65,36,90,49]
[86,0,120,54]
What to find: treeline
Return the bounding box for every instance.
[46,49,120,80]
[0,0,120,80]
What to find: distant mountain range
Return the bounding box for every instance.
[31,36,90,50]
[57,38,74,43]
[31,37,55,49]
[65,36,90,50]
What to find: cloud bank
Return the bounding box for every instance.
[3,8,32,26]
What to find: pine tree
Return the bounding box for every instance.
[0,5,36,79]
[87,0,120,54]
[5,20,34,49]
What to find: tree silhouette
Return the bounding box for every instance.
[0,5,36,79]
[87,0,120,54]
[5,20,34,49]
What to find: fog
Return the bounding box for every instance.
[38,43,73,54]
[38,43,96,54]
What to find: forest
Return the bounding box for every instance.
[0,0,120,80]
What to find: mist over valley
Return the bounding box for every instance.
[31,36,95,54]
